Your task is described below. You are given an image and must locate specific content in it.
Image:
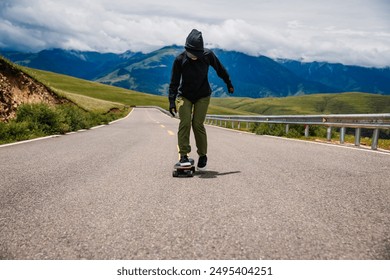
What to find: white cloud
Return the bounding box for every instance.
[0,0,389,67]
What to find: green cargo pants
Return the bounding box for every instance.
[177,96,210,157]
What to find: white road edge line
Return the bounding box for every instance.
[0,135,61,148]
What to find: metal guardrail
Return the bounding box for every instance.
[205,113,390,150]
[133,106,389,151]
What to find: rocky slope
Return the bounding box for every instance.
[0,57,65,121]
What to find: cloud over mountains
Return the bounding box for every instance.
[1,0,389,67]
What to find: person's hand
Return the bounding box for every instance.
[227,84,234,94]
[169,101,177,117]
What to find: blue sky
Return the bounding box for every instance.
[1,0,389,67]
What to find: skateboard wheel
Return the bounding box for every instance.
[172,170,178,177]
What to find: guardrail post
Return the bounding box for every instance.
[232,122,234,129]
[238,122,241,129]
[304,125,309,137]
[224,121,227,128]
[371,129,379,150]
[355,128,361,147]
[340,127,346,144]
[246,122,249,130]
[326,127,332,141]
[285,124,289,135]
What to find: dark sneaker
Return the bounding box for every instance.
[179,155,191,167]
[197,155,207,170]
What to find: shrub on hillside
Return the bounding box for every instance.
[252,123,303,138]
[58,104,92,131]
[16,103,63,134]
[251,123,335,139]
[0,103,127,144]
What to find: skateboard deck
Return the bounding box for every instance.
[173,158,195,177]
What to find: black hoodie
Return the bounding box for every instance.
[169,29,233,103]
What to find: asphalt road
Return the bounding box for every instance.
[0,108,389,260]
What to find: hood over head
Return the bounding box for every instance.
[185,29,204,58]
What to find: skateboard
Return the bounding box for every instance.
[172,158,195,177]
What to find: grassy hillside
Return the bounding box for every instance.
[21,67,246,115]
[2,64,389,149]
[21,68,166,111]
[21,67,390,116]
[211,92,390,115]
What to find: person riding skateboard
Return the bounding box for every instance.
[169,29,234,170]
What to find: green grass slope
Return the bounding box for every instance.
[3,64,389,149]
[21,67,246,115]
[20,67,390,116]
[21,68,166,111]
[211,92,390,115]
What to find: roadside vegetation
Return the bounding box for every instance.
[0,103,128,144]
[0,59,130,144]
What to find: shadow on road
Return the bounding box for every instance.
[196,170,241,179]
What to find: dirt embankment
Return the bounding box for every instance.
[0,57,66,122]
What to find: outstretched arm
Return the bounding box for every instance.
[209,52,234,94]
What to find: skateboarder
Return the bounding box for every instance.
[169,29,234,170]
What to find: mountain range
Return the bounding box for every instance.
[1,46,389,98]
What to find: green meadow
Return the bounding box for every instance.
[2,63,390,149]
[23,67,390,116]
[210,92,390,115]
[21,67,244,115]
